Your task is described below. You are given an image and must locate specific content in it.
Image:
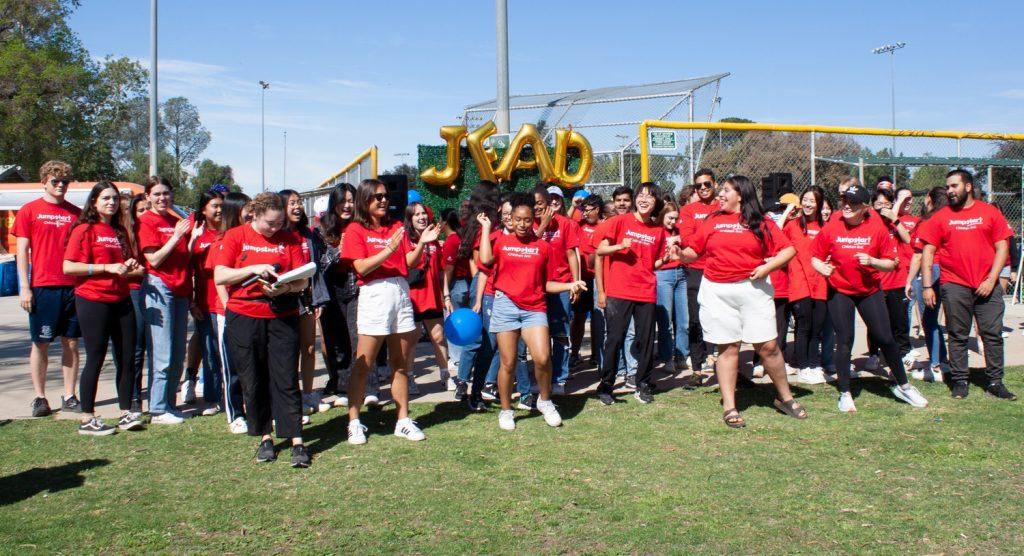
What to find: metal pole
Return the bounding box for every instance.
[890,50,897,179]
[687,94,694,178]
[283,131,287,188]
[148,0,158,176]
[259,81,269,192]
[495,0,510,135]
[987,165,993,203]
[858,157,865,186]
[810,131,816,186]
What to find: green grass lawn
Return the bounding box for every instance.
[1,370,1022,554]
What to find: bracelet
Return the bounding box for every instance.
[922,286,933,290]
[87,264,93,276]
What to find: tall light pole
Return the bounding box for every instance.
[259,80,270,191]
[282,130,287,188]
[873,41,906,178]
[149,0,158,176]
[495,0,510,135]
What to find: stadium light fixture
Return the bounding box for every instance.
[259,80,270,191]
[873,42,906,175]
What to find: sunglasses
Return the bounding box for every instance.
[372,193,389,203]
[49,178,70,186]
[696,181,714,189]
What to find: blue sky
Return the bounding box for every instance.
[70,0,1024,194]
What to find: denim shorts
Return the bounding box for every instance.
[488,291,548,333]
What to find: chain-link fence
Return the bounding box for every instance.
[299,146,377,215]
[639,122,1024,237]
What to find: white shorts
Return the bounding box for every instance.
[697,278,777,345]
[356,277,416,336]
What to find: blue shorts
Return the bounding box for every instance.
[29,286,81,342]
[489,291,547,333]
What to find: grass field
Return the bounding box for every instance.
[1,370,1022,554]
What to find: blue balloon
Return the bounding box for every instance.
[407,189,423,204]
[444,308,482,346]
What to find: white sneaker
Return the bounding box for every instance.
[181,379,197,405]
[407,376,420,395]
[347,419,368,445]
[394,418,425,441]
[901,352,918,370]
[229,417,248,434]
[363,394,379,406]
[797,367,827,385]
[333,395,349,407]
[201,404,222,416]
[536,399,562,427]
[928,365,944,383]
[446,377,457,391]
[551,383,566,396]
[838,392,857,413]
[786,364,798,376]
[911,369,926,381]
[498,409,516,430]
[892,383,928,408]
[151,412,184,425]
[301,414,311,425]
[751,364,765,378]
[864,355,880,372]
[318,397,333,413]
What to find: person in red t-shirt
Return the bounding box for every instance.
[340,179,428,444]
[903,186,950,380]
[213,192,311,467]
[137,176,201,423]
[403,202,448,390]
[594,182,679,405]
[785,186,830,384]
[570,193,605,372]
[680,175,802,428]
[121,192,150,410]
[653,197,690,373]
[811,184,928,413]
[918,169,1015,401]
[62,182,144,435]
[13,160,84,417]
[676,168,720,380]
[478,192,586,431]
[440,208,472,389]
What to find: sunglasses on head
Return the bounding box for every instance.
[372,193,389,202]
[696,181,714,189]
[49,178,70,186]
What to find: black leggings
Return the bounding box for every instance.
[791,297,827,369]
[76,296,137,414]
[867,288,911,359]
[827,290,909,393]
[319,286,357,392]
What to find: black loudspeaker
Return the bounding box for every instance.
[378,174,408,220]
[760,172,794,205]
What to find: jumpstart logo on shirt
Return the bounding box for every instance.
[242,243,286,254]
[713,222,746,234]
[947,216,984,231]
[541,228,561,242]
[198,241,213,250]
[835,236,872,249]
[96,235,121,248]
[501,244,540,259]
[36,213,74,227]
[625,229,656,246]
[367,236,391,250]
[157,226,175,236]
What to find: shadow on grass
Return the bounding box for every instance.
[734,384,814,412]
[0,459,109,506]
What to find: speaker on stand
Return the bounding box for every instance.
[377,174,409,221]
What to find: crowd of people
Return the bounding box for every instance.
[13,159,1018,467]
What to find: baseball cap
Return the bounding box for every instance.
[572,189,590,200]
[840,184,870,205]
[546,185,564,198]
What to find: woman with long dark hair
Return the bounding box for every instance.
[122,193,148,411]
[811,184,928,412]
[63,182,144,435]
[404,202,447,391]
[138,176,200,424]
[904,186,949,381]
[679,176,803,427]
[213,192,311,467]
[186,189,225,415]
[341,179,429,444]
[785,186,830,384]
[210,191,251,433]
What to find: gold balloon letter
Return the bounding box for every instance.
[420,126,467,186]
[552,129,593,187]
[465,121,498,183]
[494,124,556,183]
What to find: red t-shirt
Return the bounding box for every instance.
[915,200,1013,289]
[535,213,580,283]
[783,219,827,301]
[137,211,192,298]
[491,232,554,312]
[473,229,504,296]
[770,268,789,299]
[340,220,409,285]
[676,200,719,270]
[687,212,789,284]
[63,222,130,303]
[211,225,307,319]
[660,233,682,270]
[407,237,443,314]
[192,227,220,314]
[12,197,81,287]
[879,215,919,291]
[578,220,600,280]
[811,214,897,296]
[592,213,667,303]
[203,237,225,315]
[441,233,471,280]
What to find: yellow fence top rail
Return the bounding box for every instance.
[319,146,378,188]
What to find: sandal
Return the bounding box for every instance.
[773,398,808,420]
[722,408,746,428]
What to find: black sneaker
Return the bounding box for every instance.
[517,393,537,410]
[129,399,142,413]
[117,412,145,431]
[290,444,311,468]
[465,397,488,412]
[624,376,637,391]
[597,392,615,406]
[481,383,498,401]
[255,439,276,463]
[31,397,51,417]
[78,418,115,436]
[454,380,467,401]
[674,356,689,371]
[986,382,1018,401]
[61,395,81,413]
[951,381,969,399]
[634,384,654,404]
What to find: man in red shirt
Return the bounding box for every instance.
[676,168,719,380]
[918,169,1015,401]
[13,160,82,417]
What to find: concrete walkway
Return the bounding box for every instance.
[1,293,1021,420]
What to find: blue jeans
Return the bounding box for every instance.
[194,315,223,404]
[129,288,147,403]
[617,318,637,377]
[446,278,471,371]
[590,292,606,369]
[547,291,571,385]
[655,267,689,362]
[143,275,189,415]
[457,274,483,383]
[920,265,948,367]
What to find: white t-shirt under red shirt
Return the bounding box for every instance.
[137,211,192,298]
[490,232,554,312]
[63,222,130,303]
[340,220,410,285]
[12,197,81,288]
[915,200,1013,290]
[811,213,897,296]
[592,213,667,303]
[686,212,790,284]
